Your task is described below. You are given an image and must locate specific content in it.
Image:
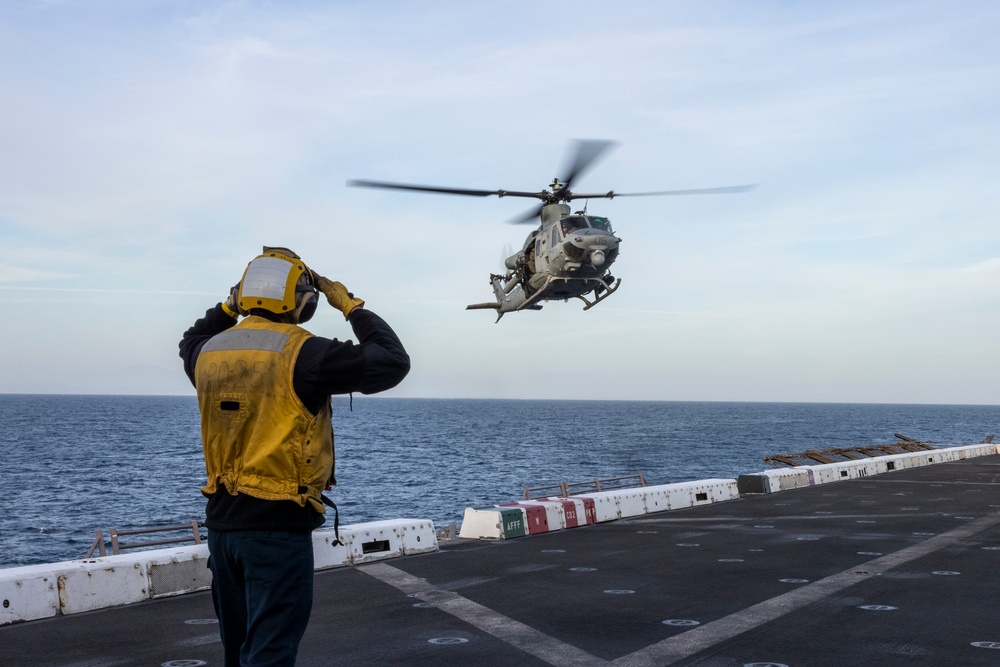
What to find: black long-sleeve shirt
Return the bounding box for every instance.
[179,305,410,531]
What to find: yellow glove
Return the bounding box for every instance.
[316,275,365,320]
[221,283,244,319]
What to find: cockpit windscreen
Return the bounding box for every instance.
[559,215,614,235]
[589,216,613,232]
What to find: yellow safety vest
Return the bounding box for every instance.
[195,316,334,514]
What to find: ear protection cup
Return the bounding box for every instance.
[298,291,318,323]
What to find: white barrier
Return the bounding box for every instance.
[642,486,671,513]
[809,459,872,484]
[313,528,352,570]
[881,453,916,472]
[56,555,151,615]
[812,444,999,483]
[0,565,60,625]
[618,488,652,518]
[0,548,196,624]
[459,479,741,540]
[0,519,437,626]
[459,507,528,539]
[665,479,741,509]
[585,492,622,522]
[739,443,1000,494]
[762,468,812,493]
[341,519,438,565]
[145,545,212,598]
[958,443,999,459]
[586,489,646,520]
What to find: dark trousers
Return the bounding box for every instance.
[208,530,315,667]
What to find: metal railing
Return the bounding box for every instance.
[523,473,647,500]
[85,521,205,558]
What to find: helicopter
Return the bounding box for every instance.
[348,140,756,321]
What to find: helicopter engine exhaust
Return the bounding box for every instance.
[590,249,606,267]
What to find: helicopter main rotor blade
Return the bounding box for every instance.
[348,179,548,200]
[609,184,759,197]
[561,140,618,191]
[564,191,616,200]
[348,179,499,197]
[508,203,544,224]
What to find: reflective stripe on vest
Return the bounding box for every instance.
[200,328,289,354]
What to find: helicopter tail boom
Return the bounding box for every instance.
[466,272,545,322]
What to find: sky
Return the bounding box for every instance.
[1,0,998,404]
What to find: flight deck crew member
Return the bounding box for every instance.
[179,246,410,667]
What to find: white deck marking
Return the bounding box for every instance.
[611,513,1000,666]
[362,512,999,667]
[360,562,610,667]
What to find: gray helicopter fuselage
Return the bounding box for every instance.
[504,204,620,298]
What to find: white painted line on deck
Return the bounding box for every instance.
[360,561,609,667]
[363,512,999,667]
[611,513,1000,667]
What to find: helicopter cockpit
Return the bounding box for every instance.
[559,215,614,236]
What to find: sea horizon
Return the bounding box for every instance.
[2,392,998,408]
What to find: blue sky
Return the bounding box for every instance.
[1,1,998,403]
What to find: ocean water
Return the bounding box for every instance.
[1,394,997,569]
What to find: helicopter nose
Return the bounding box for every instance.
[590,249,606,267]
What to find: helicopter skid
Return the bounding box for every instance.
[466,272,618,320]
[577,277,621,310]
